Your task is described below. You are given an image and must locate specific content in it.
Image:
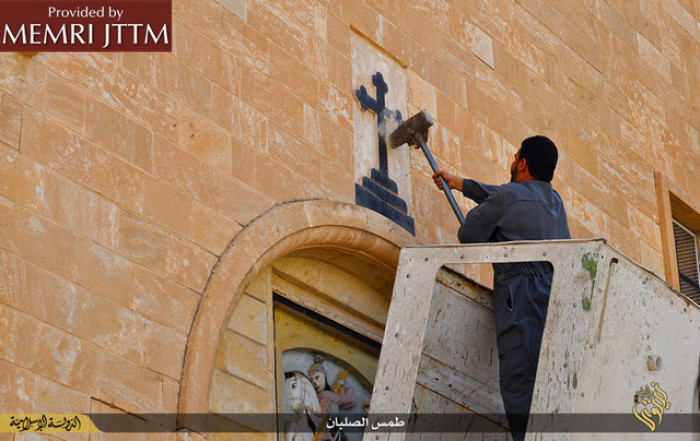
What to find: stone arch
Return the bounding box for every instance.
[177,199,417,420]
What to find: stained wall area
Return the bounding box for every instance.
[0,0,699,440]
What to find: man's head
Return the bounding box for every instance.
[510,135,559,182]
[308,354,328,393]
[309,370,326,393]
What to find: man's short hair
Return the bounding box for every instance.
[519,136,558,182]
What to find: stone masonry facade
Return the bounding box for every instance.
[0,0,699,440]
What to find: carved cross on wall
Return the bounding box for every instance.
[354,71,414,235]
[355,72,403,183]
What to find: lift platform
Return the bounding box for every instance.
[366,239,700,440]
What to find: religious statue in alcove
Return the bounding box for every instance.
[281,351,372,441]
[307,354,356,440]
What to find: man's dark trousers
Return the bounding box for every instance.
[492,262,554,441]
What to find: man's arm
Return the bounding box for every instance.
[432,171,498,203]
[461,179,500,204]
[432,170,463,192]
[458,190,505,243]
[431,170,505,243]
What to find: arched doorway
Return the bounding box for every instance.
[177,200,417,435]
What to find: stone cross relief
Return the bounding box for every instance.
[355,72,403,182]
[354,72,415,235]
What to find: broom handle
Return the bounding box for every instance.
[414,133,466,225]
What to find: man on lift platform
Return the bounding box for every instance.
[433,136,571,441]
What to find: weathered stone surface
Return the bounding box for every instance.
[144,320,188,380]
[119,211,170,273]
[209,370,274,414]
[227,294,267,345]
[1,0,699,433]
[151,129,274,227]
[45,71,86,132]
[96,352,164,414]
[0,93,22,149]
[216,330,269,388]
[166,236,218,292]
[130,265,200,334]
[0,304,102,395]
[85,99,153,172]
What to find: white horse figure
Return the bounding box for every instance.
[284,370,322,441]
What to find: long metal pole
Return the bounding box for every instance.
[414,133,466,225]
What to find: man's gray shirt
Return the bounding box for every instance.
[459,179,570,244]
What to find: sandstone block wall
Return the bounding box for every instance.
[0,0,698,439]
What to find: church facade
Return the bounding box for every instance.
[0,0,699,439]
